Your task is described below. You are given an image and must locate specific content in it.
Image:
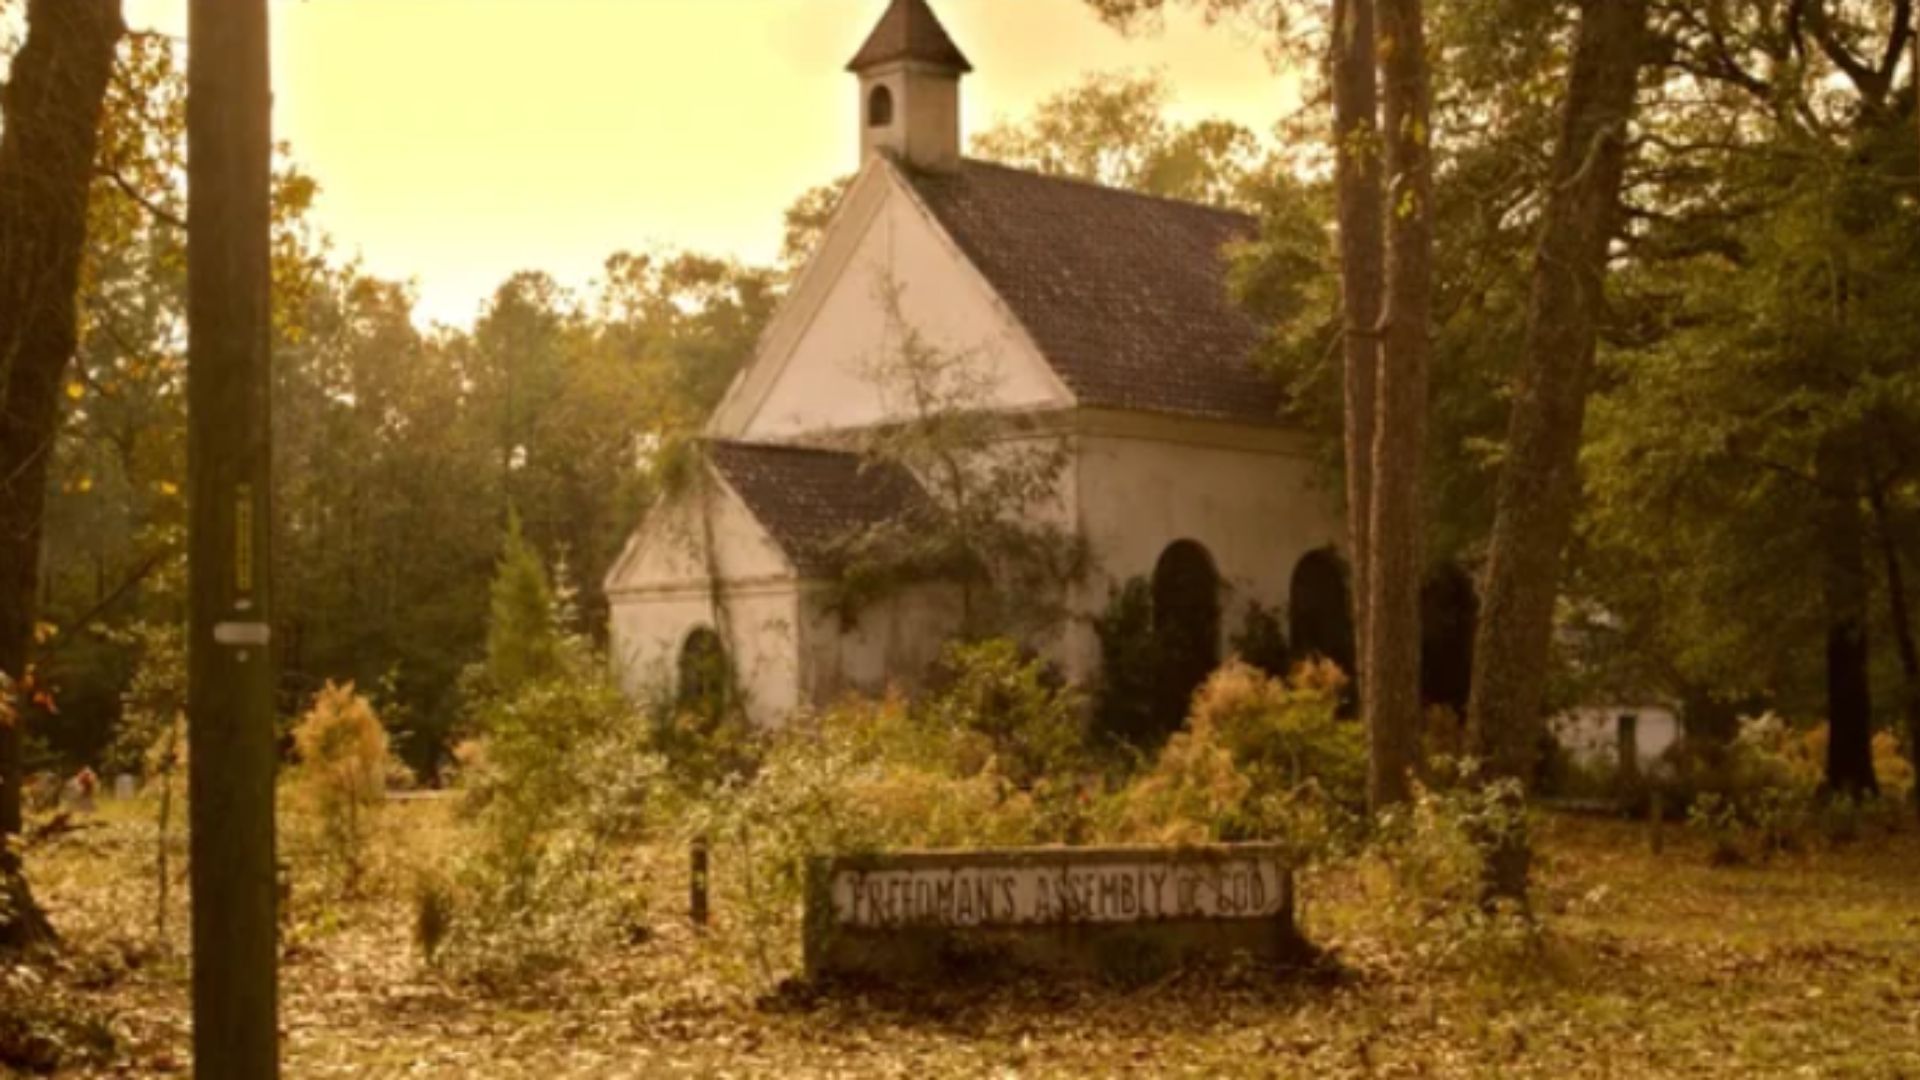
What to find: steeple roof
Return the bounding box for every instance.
[846,0,973,74]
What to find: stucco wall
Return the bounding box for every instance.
[800,582,967,705]
[608,585,804,728]
[1064,421,1345,682]
[606,470,808,728]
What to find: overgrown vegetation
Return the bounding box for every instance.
[824,279,1088,637]
[433,528,670,987]
[288,682,394,896]
[18,776,1920,1075]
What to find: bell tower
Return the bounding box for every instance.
[847,0,972,172]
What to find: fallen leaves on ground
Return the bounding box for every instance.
[13,803,1920,1077]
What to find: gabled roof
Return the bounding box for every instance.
[707,440,928,577]
[900,159,1281,426]
[847,0,973,74]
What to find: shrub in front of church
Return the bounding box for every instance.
[438,655,670,988]
[1089,578,1163,750]
[692,690,1050,979]
[1188,658,1367,811]
[1095,659,1365,856]
[918,638,1090,787]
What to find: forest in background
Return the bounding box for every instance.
[5,2,1920,1074]
[14,0,1920,800]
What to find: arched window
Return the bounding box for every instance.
[677,627,729,716]
[1289,548,1355,678]
[867,85,895,128]
[1151,540,1222,739]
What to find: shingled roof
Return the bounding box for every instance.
[706,440,929,577]
[847,0,973,73]
[901,159,1281,426]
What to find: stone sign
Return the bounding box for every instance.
[805,844,1307,983]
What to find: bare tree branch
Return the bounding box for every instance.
[100,163,186,231]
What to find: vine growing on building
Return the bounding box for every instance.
[823,277,1089,639]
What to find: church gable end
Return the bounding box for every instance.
[714,161,1072,441]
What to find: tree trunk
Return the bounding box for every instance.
[1466,0,1647,788]
[1865,488,1920,817]
[0,0,124,953]
[187,0,281,1072]
[1332,0,1384,711]
[1364,0,1433,812]
[1818,441,1879,799]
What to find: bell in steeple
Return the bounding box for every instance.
[847,0,972,172]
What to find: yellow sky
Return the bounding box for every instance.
[124,0,1297,327]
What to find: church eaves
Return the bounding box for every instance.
[706,440,931,578]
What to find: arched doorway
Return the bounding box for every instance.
[676,626,730,719]
[1289,548,1355,678]
[1152,540,1221,739]
[1420,562,1479,717]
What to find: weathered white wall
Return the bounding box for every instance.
[800,582,967,704]
[606,471,807,728]
[1551,706,1682,769]
[1063,418,1344,683]
[729,171,1068,440]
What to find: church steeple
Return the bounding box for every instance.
[848,0,971,172]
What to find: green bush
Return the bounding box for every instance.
[1095,660,1363,856]
[694,692,1048,979]
[443,526,671,987]
[443,659,668,986]
[919,638,1088,787]
[1090,578,1161,749]
[290,681,394,894]
[1093,707,1252,844]
[1364,765,1538,967]
[1231,602,1291,678]
[1186,658,1365,809]
[1669,714,1910,863]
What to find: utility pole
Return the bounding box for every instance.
[187,0,279,1075]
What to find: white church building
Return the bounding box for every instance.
[605,0,1350,727]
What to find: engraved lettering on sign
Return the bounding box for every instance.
[829,856,1286,930]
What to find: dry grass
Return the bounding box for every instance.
[11,798,1920,1077]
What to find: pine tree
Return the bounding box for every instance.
[485,512,561,696]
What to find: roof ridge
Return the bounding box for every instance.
[952,157,1258,224]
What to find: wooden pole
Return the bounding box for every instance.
[187,0,279,1074]
[691,836,711,928]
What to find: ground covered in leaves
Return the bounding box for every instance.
[9,800,1920,1077]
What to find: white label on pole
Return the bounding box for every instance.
[214,622,272,647]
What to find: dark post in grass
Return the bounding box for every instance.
[186,0,280,1073]
[691,835,711,928]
